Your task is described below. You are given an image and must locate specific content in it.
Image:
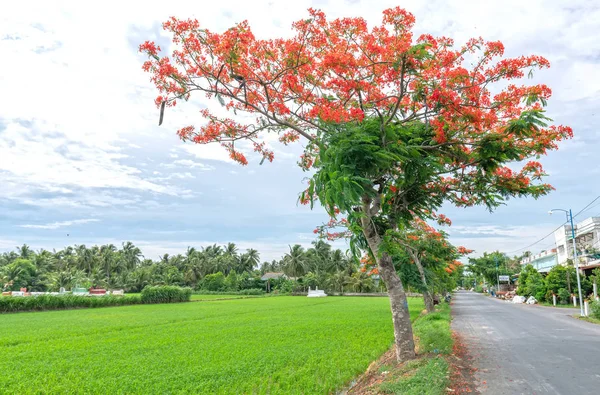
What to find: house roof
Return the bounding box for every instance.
[260,272,286,280]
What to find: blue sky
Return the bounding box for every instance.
[1,0,599,261]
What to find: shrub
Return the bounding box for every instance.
[0,295,142,313]
[200,272,226,291]
[590,300,600,320]
[558,288,570,305]
[141,286,192,304]
[192,289,265,296]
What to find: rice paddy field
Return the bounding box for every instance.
[0,296,424,394]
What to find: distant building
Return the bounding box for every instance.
[520,249,558,273]
[553,216,600,273]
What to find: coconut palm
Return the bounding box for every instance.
[16,244,34,259]
[283,245,307,279]
[121,241,142,271]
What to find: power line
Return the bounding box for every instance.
[503,195,600,255]
[504,222,566,255]
[572,195,600,220]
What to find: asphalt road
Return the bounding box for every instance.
[452,291,600,394]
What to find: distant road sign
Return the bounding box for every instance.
[499,275,510,282]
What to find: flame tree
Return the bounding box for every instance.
[140,7,572,361]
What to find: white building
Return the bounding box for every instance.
[553,216,600,272]
[520,249,558,273]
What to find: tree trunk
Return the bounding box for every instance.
[377,252,417,361]
[408,250,434,313]
[360,211,416,362]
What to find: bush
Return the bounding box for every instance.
[590,301,600,320]
[193,289,265,296]
[141,286,192,304]
[0,295,141,313]
[558,288,570,305]
[200,272,226,291]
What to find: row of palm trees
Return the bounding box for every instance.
[1,241,365,293]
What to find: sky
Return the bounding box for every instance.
[1,0,599,262]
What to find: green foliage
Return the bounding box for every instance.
[558,288,570,305]
[200,272,226,291]
[194,288,265,296]
[140,286,192,304]
[589,300,600,320]
[2,259,38,290]
[0,295,141,313]
[0,296,425,393]
[469,252,515,287]
[545,265,569,295]
[525,270,546,301]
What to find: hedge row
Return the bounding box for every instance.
[1,286,192,313]
[141,285,192,304]
[0,295,141,313]
[193,288,265,296]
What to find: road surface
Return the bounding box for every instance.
[452,291,600,394]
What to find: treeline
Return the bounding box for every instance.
[0,241,385,294]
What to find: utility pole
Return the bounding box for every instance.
[495,255,500,293]
[549,208,585,316]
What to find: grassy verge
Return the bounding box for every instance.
[539,302,577,308]
[349,303,452,394]
[577,316,600,325]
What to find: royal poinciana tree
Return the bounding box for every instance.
[392,218,472,313]
[140,7,572,361]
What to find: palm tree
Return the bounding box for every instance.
[283,245,307,279]
[16,244,34,259]
[239,249,260,273]
[329,249,347,273]
[100,244,117,282]
[121,241,142,271]
[224,243,238,258]
[75,245,94,275]
[328,270,348,294]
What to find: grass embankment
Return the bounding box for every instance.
[350,303,452,395]
[0,296,423,394]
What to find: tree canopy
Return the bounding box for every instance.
[139,7,571,361]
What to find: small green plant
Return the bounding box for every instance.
[140,286,192,304]
[589,300,600,320]
[558,288,570,305]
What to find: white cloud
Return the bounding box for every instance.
[0,120,172,195]
[20,218,100,230]
[160,159,215,170]
[1,0,599,260]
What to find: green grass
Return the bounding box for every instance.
[412,303,452,354]
[374,303,452,395]
[379,357,449,395]
[0,296,424,394]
